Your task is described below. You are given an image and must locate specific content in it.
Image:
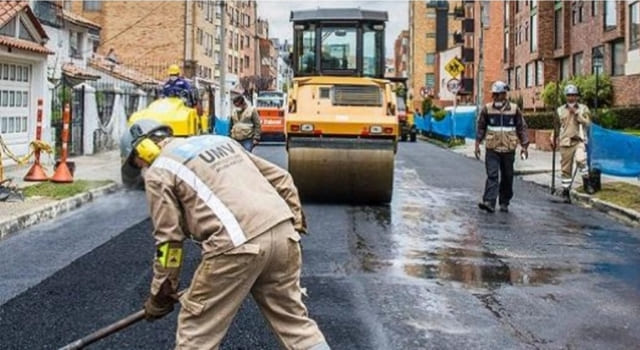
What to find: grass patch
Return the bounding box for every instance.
[419,134,466,148]
[579,182,640,212]
[22,180,114,199]
[622,129,640,136]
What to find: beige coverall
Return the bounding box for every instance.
[555,103,591,189]
[230,105,261,142]
[144,135,328,350]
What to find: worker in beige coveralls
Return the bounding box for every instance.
[551,84,592,201]
[119,119,330,350]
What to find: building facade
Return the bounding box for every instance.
[0,1,53,163]
[409,0,461,110]
[394,30,409,78]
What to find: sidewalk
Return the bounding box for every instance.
[0,150,122,239]
[449,137,640,225]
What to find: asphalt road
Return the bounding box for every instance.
[0,140,639,350]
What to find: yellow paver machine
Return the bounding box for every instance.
[286,8,399,203]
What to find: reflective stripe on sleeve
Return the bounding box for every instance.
[152,157,247,247]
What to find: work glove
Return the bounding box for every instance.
[474,142,481,160]
[520,147,529,160]
[143,281,178,322]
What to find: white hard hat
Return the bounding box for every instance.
[564,84,579,95]
[491,81,509,94]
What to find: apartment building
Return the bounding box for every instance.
[408,0,461,109]
[66,0,221,83]
[457,0,504,105]
[223,0,257,81]
[394,30,409,78]
[552,0,640,106]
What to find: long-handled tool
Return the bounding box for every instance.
[551,79,560,195]
[58,290,185,350]
[58,309,146,350]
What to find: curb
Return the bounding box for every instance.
[0,183,122,240]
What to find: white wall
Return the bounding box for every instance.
[42,22,94,81]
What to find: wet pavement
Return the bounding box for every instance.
[0,140,639,349]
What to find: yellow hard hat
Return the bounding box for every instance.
[168,64,181,76]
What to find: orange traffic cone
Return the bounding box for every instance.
[24,99,49,182]
[50,103,74,183]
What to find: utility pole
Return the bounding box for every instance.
[219,0,227,121]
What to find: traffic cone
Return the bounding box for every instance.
[51,161,73,183]
[50,103,74,183]
[24,99,49,182]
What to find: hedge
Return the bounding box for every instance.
[524,106,640,130]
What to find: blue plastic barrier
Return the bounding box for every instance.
[590,123,640,177]
[414,106,477,140]
[214,116,230,136]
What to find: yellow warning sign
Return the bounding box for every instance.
[445,57,465,78]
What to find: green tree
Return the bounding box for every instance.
[541,74,613,110]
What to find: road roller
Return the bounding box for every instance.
[286,8,399,203]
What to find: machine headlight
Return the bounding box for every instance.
[301,124,314,132]
[370,125,383,134]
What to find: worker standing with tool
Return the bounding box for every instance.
[551,84,592,202]
[475,81,529,213]
[230,95,261,152]
[119,119,329,350]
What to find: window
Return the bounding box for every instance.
[611,40,625,75]
[536,60,543,85]
[525,21,529,42]
[363,26,382,77]
[320,27,357,71]
[197,28,203,45]
[573,52,583,75]
[592,0,598,16]
[530,13,538,52]
[69,31,83,58]
[425,53,435,65]
[559,57,570,80]
[631,2,640,50]
[246,35,250,48]
[525,62,533,87]
[424,73,435,88]
[240,58,243,73]
[507,69,513,87]
[0,18,16,37]
[504,31,509,61]
[504,1,510,26]
[592,46,604,74]
[245,55,250,68]
[296,28,315,73]
[18,19,35,42]
[228,54,232,71]
[604,0,617,30]
[516,1,520,13]
[515,66,521,89]
[572,2,583,25]
[554,9,563,49]
[234,57,238,74]
[83,0,102,11]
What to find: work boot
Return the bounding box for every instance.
[499,204,509,213]
[478,201,495,213]
[562,188,571,203]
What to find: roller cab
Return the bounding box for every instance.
[287,9,398,203]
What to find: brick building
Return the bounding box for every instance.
[394,30,409,78]
[552,0,640,106]
[503,0,557,111]
[458,0,505,106]
[224,0,257,81]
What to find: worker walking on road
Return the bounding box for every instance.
[551,84,592,201]
[230,95,261,152]
[119,119,329,350]
[475,81,529,213]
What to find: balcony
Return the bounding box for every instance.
[462,48,474,63]
[453,6,465,19]
[453,31,464,45]
[462,18,474,33]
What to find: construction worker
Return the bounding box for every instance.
[120,119,330,350]
[162,64,193,102]
[551,84,592,201]
[230,95,261,152]
[475,81,529,213]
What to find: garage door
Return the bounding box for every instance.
[0,61,30,138]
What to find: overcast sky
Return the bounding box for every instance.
[257,0,409,58]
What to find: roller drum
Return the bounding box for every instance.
[287,137,395,203]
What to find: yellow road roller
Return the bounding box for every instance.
[286,8,399,203]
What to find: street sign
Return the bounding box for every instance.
[420,86,433,98]
[445,57,465,78]
[446,79,461,94]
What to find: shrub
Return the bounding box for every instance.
[593,108,619,129]
[541,74,613,109]
[524,112,555,130]
[421,97,433,115]
[609,107,640,129]
[509,95,524,110]
[432,108,447,121]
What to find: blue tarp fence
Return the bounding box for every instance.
[590,123,640,177]
[213,116,230,136]
[414,105,478,140]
